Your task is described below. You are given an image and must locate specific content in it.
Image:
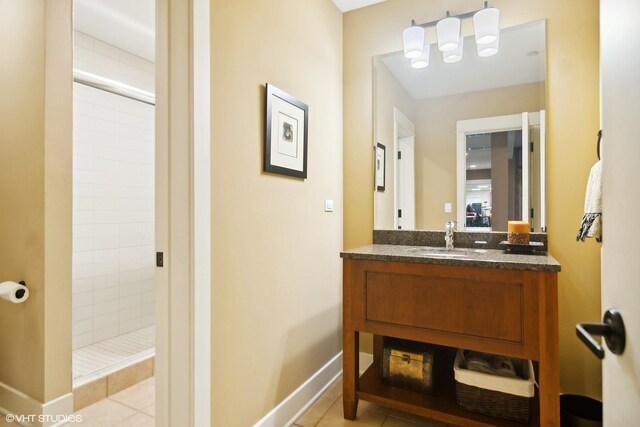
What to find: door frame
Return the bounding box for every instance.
[156,0,211,426]
[393,107,415,230]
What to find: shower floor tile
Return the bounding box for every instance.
[73,325,155,386]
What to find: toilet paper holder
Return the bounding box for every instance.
[0,280,29,303]
[16,281,27,300]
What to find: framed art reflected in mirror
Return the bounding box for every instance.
[376,143,386,191]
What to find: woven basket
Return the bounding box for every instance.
[454,350,534,424]
[455,381,531,423]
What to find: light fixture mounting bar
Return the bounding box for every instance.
[412,1,490,29]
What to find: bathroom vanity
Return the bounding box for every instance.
[341,233,561,426]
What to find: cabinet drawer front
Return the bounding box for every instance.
[365,272,523,343]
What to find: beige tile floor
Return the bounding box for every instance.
[1,375,451,427]
[0,380,154,427]
[64,377,155,427]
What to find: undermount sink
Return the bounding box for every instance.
[406,247,486,258]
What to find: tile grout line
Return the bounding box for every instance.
[113,409,154,426]
[106,391,154,414]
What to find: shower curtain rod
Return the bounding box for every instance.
[73,69,156,106]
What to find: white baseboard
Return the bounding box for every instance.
[253,352,343,427]
[253,351,375,427]
[42,393,74,427]
[0,381,73,427]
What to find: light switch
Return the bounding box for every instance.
[325,200,334,212]
[444,203,452,213]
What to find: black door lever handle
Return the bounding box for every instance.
[576,309,625,359]
[576,323,609,359]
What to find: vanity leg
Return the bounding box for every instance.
[343,330,359,420]
[538,273,560,426]
[373,334,383,364]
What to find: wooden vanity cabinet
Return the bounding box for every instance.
[343,259,559,427]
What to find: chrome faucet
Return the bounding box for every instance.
[445,220,457,250]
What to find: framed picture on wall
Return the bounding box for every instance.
[264,83,309,179]
[376,143,386,191]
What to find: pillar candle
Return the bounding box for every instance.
[508,221,530,244]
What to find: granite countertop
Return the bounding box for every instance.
[341,244,561,272]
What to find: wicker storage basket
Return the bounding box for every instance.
[454,350,535,423]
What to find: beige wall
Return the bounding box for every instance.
[373,59,415,229]
[0,0,72,403]
[344,0,602,399]
[413,82,544,230]
[211,0,343,425]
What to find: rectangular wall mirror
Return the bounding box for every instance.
[373,20,546,232]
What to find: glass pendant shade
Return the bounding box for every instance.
[436,17,460,52]
[403,25,425,59]
[473,7,500,44]
[443,37,463,63]
[411,44,431,69]
[477,37,499,57]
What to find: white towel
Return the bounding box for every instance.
[577,160,602,241]
[465,351,520,379]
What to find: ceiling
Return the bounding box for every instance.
[74,0,155,61]
[466,134,492,170]
[331,0,387,12]
[466,130,523,170]
[379,20,546,100]
[73,0,381,60]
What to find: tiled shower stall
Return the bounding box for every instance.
[72,31,155,384]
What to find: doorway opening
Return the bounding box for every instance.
[71,0,156,394]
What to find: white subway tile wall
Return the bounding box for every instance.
[72,31,155,351]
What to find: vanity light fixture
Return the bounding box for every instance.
[402,1,499,67]
[403,22,425,59]
[436,14,461,52]
[411,44,431,69]
[473,6,500,45]
[443,36,464,63]
[477,37,499,57]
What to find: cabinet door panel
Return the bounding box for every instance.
[365,271,523,343]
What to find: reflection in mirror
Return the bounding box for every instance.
[373,20,546,232]
[456,111,544,232]
[464,130,523,231]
